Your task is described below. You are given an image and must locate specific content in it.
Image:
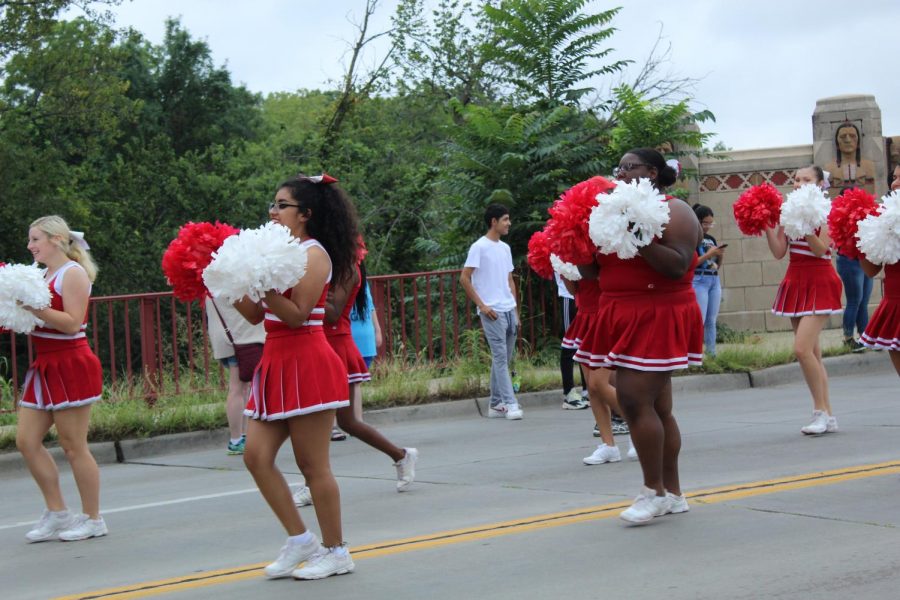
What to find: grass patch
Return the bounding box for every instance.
[0,331,858,451]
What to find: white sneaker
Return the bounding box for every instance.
[627,438,638,460]
[487,404,508,418]
[25,509,75,543]
[666,492,690,514]
[825,416,838,433]
[505,404,523,420]
[58,514,108,541]
[801,410,828,435]
[395,448,418,492]
[583,443,621,465]
[292,486,313,507]
[619,487,671,525]
[264,534,322,579]
[292,545,355,580]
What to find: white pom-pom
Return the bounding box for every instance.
[856,190,900,265]
[550,253,582,281]
[780,184,831,239]
[588,178,670,259]
[203,222,309,303]
[0,263,51,333]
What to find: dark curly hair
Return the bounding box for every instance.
[278,176,360,286]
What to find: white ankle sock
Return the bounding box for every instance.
[288,531,314,546]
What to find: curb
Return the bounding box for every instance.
[0,352,893,474]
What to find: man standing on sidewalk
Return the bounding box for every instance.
[460,204,523,420]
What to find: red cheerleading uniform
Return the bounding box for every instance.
[860,262,899,351]
[324,264,371,384]
[20,261,102,410]
[575,249,703,371]
[771,234,843,317]
[244,240,350,421]
[561,278,601,351]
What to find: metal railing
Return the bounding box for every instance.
[0,269,557,409]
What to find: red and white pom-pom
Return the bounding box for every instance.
[857,190,900,265]
[203,222,309,303]
[548,176,615,264]
[550,253,582,281]
[780,184,831,239]
[162,221,239,302]
[0,263,52,333]
[733,183,783,236]
[827,188,878,260]
[527,229,554,280]
[588,178,670,259]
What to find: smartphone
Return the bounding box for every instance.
[718,243,729,249]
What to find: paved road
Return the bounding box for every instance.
[2,367,898,600]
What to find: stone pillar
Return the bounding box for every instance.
[812,95,886,198]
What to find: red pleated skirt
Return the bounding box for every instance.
[325,332,371,384]
[575,289,703,371]
[561,310,593,350]
[20,338,102,410]
[861,266,899,351]
[245,328,349,421]
[772,262,843,317]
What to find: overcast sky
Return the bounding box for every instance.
[96,0,899,151]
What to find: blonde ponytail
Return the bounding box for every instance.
[29,215,98,282]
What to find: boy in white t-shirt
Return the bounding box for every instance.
[460,204,523,420]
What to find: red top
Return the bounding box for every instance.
[787,229,833,264]
[575,277,601,312]
[325,263,362,337]
[260,239,330,335]
[32,261,89,341]
[884,262,900,299]
[597,251,696,298]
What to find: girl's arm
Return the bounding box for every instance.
[765,226,788,260]
[27,268,90,335]
[804,228,831,258]
[263,246,331,328]
[860,256,883,278]
[233,297,264,325]
[325,267,359,324]
[638,199,702,280]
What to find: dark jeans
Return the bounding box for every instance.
[836,254,873,338]
[559,297,585,394]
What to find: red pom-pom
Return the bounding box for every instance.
[733,184,783,236]
[162,221,239,302]
[548,176,615,264]
[527,229,554,280]
[827,188,878,260]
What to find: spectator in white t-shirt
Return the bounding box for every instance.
[460,204,523,420]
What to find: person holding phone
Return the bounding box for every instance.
[692,204,724,357]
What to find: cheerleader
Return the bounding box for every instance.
[859,164,900,375]
[765,166,843,435]
[569,277,636,465]
[574,148,702,524]
[234,175,357,580]
[293,249,417,506]
[17,216,106,542]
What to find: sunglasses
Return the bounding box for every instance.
[613,162,650,177]
[269,202,300,211]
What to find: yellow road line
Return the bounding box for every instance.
[57,459,900,600]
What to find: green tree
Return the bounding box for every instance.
[482,0,628,106]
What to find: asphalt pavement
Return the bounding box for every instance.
[1,357,898,600]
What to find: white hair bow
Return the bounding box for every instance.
[70,231,90,251]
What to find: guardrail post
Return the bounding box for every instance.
[140,297,159,405]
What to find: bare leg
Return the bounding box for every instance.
[890,351,900,377]
[224,366,248,440]
[586,366,617,447]
[243,419,305,535]
[655,380,682,496]
[353,383,364,421]
[288,409,344,547]
[616,368,672,495]
[53,406,101,519]
[16,407,65,512]
[791,316,831,413]
[336,383,405,462]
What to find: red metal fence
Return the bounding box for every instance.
[0,269,557,409]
